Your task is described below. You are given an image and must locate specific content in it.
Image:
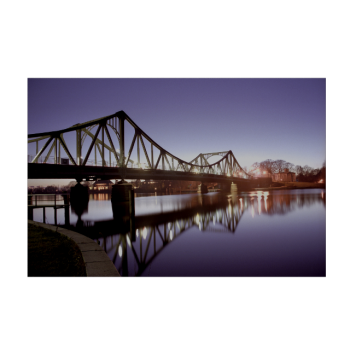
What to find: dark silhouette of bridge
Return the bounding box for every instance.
[28,111,257,187]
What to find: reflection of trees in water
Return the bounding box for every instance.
[244,191,325,216]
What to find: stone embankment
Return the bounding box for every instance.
[28,220,120,277]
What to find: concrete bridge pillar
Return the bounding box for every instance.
[197,182,208,194]
[111,181,135,238]
[231,182,237,193]
[111,181,133,203]
[70,183,89,203]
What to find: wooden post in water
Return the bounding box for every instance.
[64,194,70,226]
[43,207,45,223]
[129,188,135,241]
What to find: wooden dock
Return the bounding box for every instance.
[28,194,70,225]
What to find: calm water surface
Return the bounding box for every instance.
[33,189,326,277]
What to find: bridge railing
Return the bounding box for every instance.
[28,193,68,206]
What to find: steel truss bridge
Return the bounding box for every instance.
[85,199,245,276]
[28,110,253,184]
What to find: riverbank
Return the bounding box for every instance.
[253,182,325,191]
[28,223,86,276]
[28,221,120,277]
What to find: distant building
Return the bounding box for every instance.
[92,180,113,191]
[272,168,296,182]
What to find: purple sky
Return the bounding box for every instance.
[28,78,325,186]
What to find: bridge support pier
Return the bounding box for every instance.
[197,183,208,194]
[70,183,89,202]
[111,181,133,203]
[111,181,135,235]
[64,194,70,226]
[231,182,237,193]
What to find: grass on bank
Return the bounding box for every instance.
[28,223,86,277]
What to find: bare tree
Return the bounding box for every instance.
[302,165,313,176]
[259,159,276,174]
[295,165,303,175]
[275,160,291,173]
[284,162,295,172]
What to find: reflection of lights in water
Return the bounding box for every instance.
[239,198,243,211]
[196,214,199,224]
[126,235,131,247]
[170,230,173,240]
[257,192,262,215]
[321,192,324,198]
[199,222,202,231]
[118,245,122,257]
[251,205,255,218]
[168,223,171,229]
[136,229,139,237]
[213,216,216,225]
[142,227,147,239]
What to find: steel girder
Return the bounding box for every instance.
[28,110,252,180]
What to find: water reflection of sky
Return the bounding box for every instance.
[31,189,325,277]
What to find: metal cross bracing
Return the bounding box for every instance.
[94,202,245,276]
[28,110,252,181]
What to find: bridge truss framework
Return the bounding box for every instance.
[28,110,252,181]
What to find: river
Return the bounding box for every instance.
[31,189,325,277]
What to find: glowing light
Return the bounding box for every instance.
[136,229,139,237]
[258,196,261,215]
[118,245,123,257]
[170,230,173,240]
[142,227,147,240]
[213,216,216,225]
[263,192,269,208]
[199,222,202,231]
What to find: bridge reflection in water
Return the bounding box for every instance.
[66,190,325,277]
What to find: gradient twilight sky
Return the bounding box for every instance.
[28,78,325,186]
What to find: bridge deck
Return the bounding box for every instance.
[28,163,253,184]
